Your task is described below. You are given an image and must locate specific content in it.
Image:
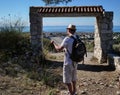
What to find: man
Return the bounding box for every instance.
[51,24,78,95]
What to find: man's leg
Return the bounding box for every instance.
[72,81,76,94]
[72,63,77,94]
[66,83,73,95]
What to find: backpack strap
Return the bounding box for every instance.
[70,35,77,42]
[70,35,82,43]
[70,35,77,52]
[66,35,75,55]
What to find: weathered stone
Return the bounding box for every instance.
[30,6,113,64]
[101,23,108,29]
[31,31,38,36]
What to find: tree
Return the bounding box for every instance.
[42,0,73,5]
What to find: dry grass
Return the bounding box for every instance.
[90,56,98,62]
[0,66,64,95]
[46,52,64,61]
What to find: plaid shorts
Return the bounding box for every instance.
[63,62,77,83]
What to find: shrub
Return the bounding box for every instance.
[0,15,29,56]
[113,33,120,56]
[0,31,30,57]
[113,44,120,56]
[85,41,94,52]
[43,38,55,52]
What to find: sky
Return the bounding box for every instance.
[0,0,120,26]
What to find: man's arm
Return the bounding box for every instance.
[51,41,64,51]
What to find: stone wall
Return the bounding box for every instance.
[94,12,113,63]
[30,13,43,55]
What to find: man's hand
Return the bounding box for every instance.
[50,40,64,51]
[50,40,54,44]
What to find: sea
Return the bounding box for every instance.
[23,26,120,33]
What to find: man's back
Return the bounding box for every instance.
[60,35,76,65]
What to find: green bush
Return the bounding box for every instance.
[113,44,120,56]
[85,41,94,52]
[0,31,30,56]
[113,33,120,55]
[0,15,29,57]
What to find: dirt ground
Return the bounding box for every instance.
[49,52,120,95]
[0,52,120,95]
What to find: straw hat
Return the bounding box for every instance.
[67,24,76,30]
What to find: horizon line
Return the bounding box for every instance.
[25,25,120,27]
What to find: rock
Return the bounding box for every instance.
[79,83,84,87]
[100,82,104,85]
[61,90,69,95]
[109,84,113,88]
[92,81,96,84]
[84,89,88,91]
[96,88,100,91]
[83,82,88,86]
[115,77,119,82]
[116,91,120,95]
[81,90,87,94]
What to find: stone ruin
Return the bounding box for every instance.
[29,5,117,64]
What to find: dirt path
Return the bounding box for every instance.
[74,53,119,95]
[50,52,120,95]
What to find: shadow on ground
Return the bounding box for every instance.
[48,60,116,72]
[77,63,116,72]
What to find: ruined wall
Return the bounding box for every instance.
[94,12,113,63]
[29,6,113,63]
[30,13,43,55]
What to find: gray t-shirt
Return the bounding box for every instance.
[60,35,76,65]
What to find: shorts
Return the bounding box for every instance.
[63,63,77,83]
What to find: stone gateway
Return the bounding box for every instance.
[29,6,113,63]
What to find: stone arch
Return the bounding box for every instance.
[29,6,113,63]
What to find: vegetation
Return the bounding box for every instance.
[84,41,94,52]
[0,15,29,62]
[0,14,25,32]
[113,32,120,55]
[43,37,56,54]
[0,16,63,95]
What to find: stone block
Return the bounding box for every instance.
[99,23,108,30]
[31,35,37,40]
[114,57,120,69]
[108,22,113,30]
[37,35,42,39]
[31,31,38,36]
[31,40,39,45]
[107,54,120,69]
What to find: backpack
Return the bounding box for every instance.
[67,35,87,63]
